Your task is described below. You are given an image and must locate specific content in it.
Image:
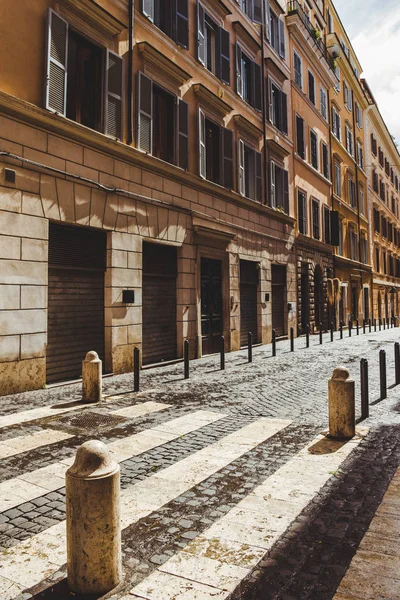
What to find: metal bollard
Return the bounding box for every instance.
[374,319,377,332]
[330,322,334,342]
[290,327,294,352]
[383,318,386,330]
[248,332,253,363]
[379,318,382,331]
[319,323,323,345]
[220,336,225,370]
[340,321,343,339]
[133,347,140,393]
[328,367,355,439]
[395,342,400,385]
[66,441,121,595]
[272,329,276,357]
[379,349,387,400]
[363,319,366,334]
[348,320,352,337]
[82,351,102,403]
[360,359,369,420]
[306,324,310,348]
[356,319,359,335]
[184,339,190,379]
[369,318,372,333]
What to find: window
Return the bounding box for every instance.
[327,9,333,33]
[293,51,302,88]
[296,115,305,159]
[373,170,379,193]
[270,161,289,213]
[199,110,233,188]
[45,9,123,138]
[382,250,387,274]
[344,81,352,111]
[385,158,390,177]
[378,147,384,167]
[269,10,285,58]
[308,71,315,104]
[197,6,230,84]
[355,103,362,128]
[334,66,341,91]
[138,73,188,169]
[357,141,364,169]
[359,186,365,215]
[375,246,380,272]
[322,142,329,179]
[268,79,288,134]
[392,196,396,214]
[349,226,358,261]
[345,124,353,156]
[324,206,331,244]
[361,235,368,264]
[312,199,320,240]
[334,160,341,197]
[371,134,377,156]
[348,177,356,208]
[332,106,341,140]
[297,190,307,234]
[236,45,262,111]
[380,179,386,202]
[388,222,393,243]
[396,175,399,191]
[310,129,318,170]
[237,0,262,23]
[391,168,394,184]
[142,0,189,48]
[338,219,344,256]
[382,215,387,238]
[373,208,380,233]
[320,88,327,119]
[238,140,262,202]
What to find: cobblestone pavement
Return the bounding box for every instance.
[0,328,399,600]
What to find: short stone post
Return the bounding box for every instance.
[248,332,253,363]
[340,321,343,339]
[306,324,310,348]
[66,440,121,595]
[220,336,225,370]
[356,319,359,335]
[369,318,372,333]
[82,351,102,403]
[330,322,334,342]
[328,367,355,439]
[380,349,387,399]
[290,327,294,352]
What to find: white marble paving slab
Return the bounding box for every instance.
[130,570,228,599]
[0,429,73,459]
[112,402,171,419]
[0,575,24,600]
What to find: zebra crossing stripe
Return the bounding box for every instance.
[0,417,290,595]
[0,429,73,460]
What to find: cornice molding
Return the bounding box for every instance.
[201,0,232,21]
[56,0,127,36]
[233,21,261,57]
[233,114,263,140]
[193,84,233,118]
[137,42,192,87]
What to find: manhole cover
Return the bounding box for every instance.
[43,411,126,435]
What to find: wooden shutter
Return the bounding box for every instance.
[197,1,205,65]
[199,109,206,178]
[281,91,288,134]
[283,169,289,214]
[222,128,234,189]
[105,50,123,139]
[253,0,262,23]
[267,78,273,122]
[278,19,285,58]
[330,211,340,246]
[176,0,189,48]
[236,44,242,97]
[296,115,304,158]
[238,139,245,196]
[178,99,189,170]
[220,28,230,84]
[137,71,153,153]
[142,0,155,21]
[253,62,262,111]
[265,0,271,41]
[45,9,68,115]
[255,151,262,202]
[270,161,276,206]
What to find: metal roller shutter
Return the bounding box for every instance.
[272,265,286,337]
[240,261,258,346]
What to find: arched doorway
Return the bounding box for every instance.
[314,265,324,327]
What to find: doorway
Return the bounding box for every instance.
[201,258,223,354]
[314,265,324,327]
[240,260,258,346]
[300,263,310,333]
[272,265,286,336]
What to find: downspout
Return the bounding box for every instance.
[351,89,362,267]
[327,87,336,279]
[127,0,134,145]
[261,0,268,206]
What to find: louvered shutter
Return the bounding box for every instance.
[137,71,153,153]
[178,99,189,170]
[220,28,230,84]
[283,169,289,214]
[176,0,189,48]
[255,152,262,202]
[281,91,288,134]
[236,44,242,97]
[279,19,285,58]
[253,62,262,111]
[142,0,155,22]
[222,128,234,189]
[197,1,205,65]
[238,139,245,196]
[253,0,262,24]
[267,77,273,122]
[265,0,271,41]
[45,9,68,115]
[296,115,304,158]
[270,161,276,207]
[105,50,123,139]
[199,109,206,178]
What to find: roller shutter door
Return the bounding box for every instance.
[272,264,286,337]
[240,261,258,346]
[47,224,106,383]
[142,243,177,365]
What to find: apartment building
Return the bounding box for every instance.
[0,0,297,395]
[325,0,371,326]
[362,80,400,322]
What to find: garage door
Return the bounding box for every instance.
[142,243,177,365]
[240,260,258,346]
[47,224,106,383]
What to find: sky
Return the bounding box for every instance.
[333,0,400,146]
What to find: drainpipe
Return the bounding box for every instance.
[327,87,336,279]
[351,90,362,266]
[127,0,134,146]
[261,0,268,206]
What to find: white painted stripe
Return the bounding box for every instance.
[111,401,171,419]
[130,429,368,599]
[0,417,290,592]
[0,410,224,512]
[0,429,73,460]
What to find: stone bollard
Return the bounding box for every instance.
[82,351,102,403]
[328,367,355,440]
[66,440,122,595]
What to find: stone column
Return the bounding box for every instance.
[82,351,102,403]
[328,367,355,439]
[66,440,121,595]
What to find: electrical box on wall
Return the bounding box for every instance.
[265,293,270,302]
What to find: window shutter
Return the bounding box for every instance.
[236,44,242,97]
[253,0,262,24]
[296,115,304,159]
[222,128,234,189]
[178,99,189,170]
[176,0,189,48]
[283,169,289,214]
[199,109,206,178]
[105,50,123,139]
[255,151,262,202]
[267,78,273,122]
[281,91,288,134]
[219,28,230,85]
[265,0,271,41]
[253,62,262,111]
[197,1,205,65]
[278,19,285,58]
[238,140,245,196]
[137,71,153,153]
[142,0,155,21]
[270,161,276,207]
[45,9,68,115]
